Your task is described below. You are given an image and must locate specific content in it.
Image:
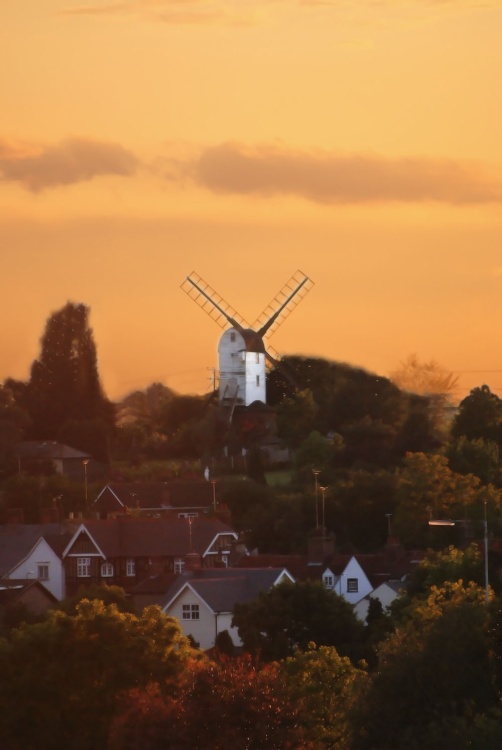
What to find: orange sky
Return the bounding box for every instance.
[2,1,502,403]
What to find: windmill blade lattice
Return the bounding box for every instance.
[252,269,314,343]
[181,272,250,331]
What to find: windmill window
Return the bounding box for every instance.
[255,353,260,363]
[256,375,260,387]
[230,332,236,342]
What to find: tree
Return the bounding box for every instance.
[281,644,367,750]
[109,654,312,750]
[0,384,30,478]
[452,385,502,445]
[352,581,500,750]
[294,430,342,471]
[232,579,364,662]
[393,452,500,549]
[25,302,114,441]
[390,354,458,400]
[0,600,194,750]
[447,436,501,486]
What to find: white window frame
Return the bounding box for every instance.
[323,574,334,588]
[77,557,91,578]
[347,578,358,593]
[182,604,199,620]
[126,558,136,577]
[174,558,185,574]
[101,562,114,578]
[37,563,49,581]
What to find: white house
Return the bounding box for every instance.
[353,580,405,622]
[163,567,294,650]
[6,534,70,600]
[322,556,374,606]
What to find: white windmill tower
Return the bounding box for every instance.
[181,270,314,410]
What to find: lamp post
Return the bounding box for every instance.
[312,470,320,530]
[429,504,490,604]
[319,485,328,532]
[211,480,217,512]
[83,459,89,515]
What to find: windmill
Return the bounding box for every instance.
[181,270,314,410]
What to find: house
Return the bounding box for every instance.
[92,480,219,519]
[15,441,104,480]
[161,567,295,650]
[0,579,59,620]
[6,532,72,600]
[0,523,71,577]
[62,517,239,597]
[353,580,405,622]
[321,556,374,604]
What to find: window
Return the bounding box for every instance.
[174,558,185,574]
[101,562,114,578]
[256,375,260,387]
[37,564,49,580]
[323,574,334,588]
[230,332,236,342]
[126,558,136,577]
[182,604,199,620]
[77,557,91,578]
[347,578,358,593]
[255,353,260,364]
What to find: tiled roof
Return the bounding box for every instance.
[67,517,238,559]
[95,480,215,510]
[0,523,71,576]
[16,441,91,461]
[162,567,292,614]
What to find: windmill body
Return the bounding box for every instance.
[181,270,314,409]
[218,328,267,406]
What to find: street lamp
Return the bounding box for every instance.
[428,501,490,605]
[83,459,89,515]
[319,486,328,532]
[211,480,217,511]
[312,470,320,530]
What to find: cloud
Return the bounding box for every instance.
[0,137,138,192]
[58,0,262,25]
[183,142,502,205]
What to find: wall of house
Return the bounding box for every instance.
[165,586,217,650]
[335,557,374,606]
[8,539,65,600]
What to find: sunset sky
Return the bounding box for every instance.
[2,0,502,404]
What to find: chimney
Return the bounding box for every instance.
[185,552,202,571]
[40,507,60,524]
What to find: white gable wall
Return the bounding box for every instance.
[164,585,241,650]
[325,557,373,606]
[7,537,65,600]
